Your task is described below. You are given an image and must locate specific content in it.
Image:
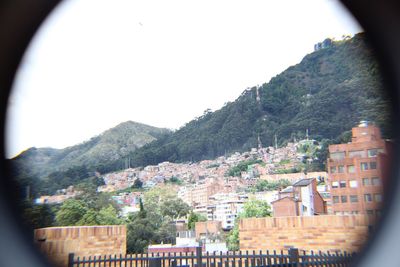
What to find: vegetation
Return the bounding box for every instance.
[166,176,183,185]
[226,199,272,251]
[226,159,262,177]
[187,212,207,230]
[250,179,291,192]
[10,121,170,196]
[126,186,191,253]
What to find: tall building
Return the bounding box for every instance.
[327,121,391,218]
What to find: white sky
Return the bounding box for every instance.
[5,0,362,158]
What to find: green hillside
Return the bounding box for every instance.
[9,121,170,195]
[128,33,391,166]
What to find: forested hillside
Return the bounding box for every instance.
[127,33,391,166]
[9,121,170,195]
[10,33,392,195]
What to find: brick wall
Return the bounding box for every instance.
[239,215,371,253]
[34,225,126,267]
[195,221,222,240]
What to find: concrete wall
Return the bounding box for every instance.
[239,215,371,253]
[34,225,126,267]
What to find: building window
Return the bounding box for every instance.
[368,149,379,157]
[332,181,339,189]
[371,177,381,186]
[349,150,366,158]
[374,194,383,202]
[364,194,372,202]
[349,180,358,188]
[330,167,337,174]
[361,162,369,171]
[330,152,345,160]
[332,196,339,204]
[348,165,355,173]
[362,178,370,186]
[338,165,345,173]
[350,195,358,203]
[376,210,382,217]
[341,196,348,203]
[366,210,374,215]
[339,181,346,188]
[370,162,377,169]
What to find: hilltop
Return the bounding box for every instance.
[10,121,170,195]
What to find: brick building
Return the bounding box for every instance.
[271,178,326,217]
[327,121,391,218]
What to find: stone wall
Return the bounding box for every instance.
[34,225,126,267]
[239,215,371,253]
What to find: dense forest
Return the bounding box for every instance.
[10,33,392,196]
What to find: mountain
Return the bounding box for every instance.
[11,32,392,196]
[126,33,391,167]
[9,121,170,195]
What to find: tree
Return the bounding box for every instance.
[97,205,122,225]
[55,199,88,226]
[226,199,272,251]
[77,209,100,225]
[133,178,143,189]
[160,198,190,221]
[126,216,156,253]
[20,201,55,229]
[187,212,207,230]
[240,199,272,218]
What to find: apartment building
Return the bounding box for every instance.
[327,121,391,218]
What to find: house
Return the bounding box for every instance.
[271,178,326,217]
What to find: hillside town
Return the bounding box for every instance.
[34,121,390,262]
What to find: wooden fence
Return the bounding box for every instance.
[68,247,356,267]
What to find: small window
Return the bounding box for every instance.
[361,162,369,171]
[362,178,370,186]
[350,195,358,203]
[332,181,339,189]
[349,180,358,188]
[338,165,345,173]
[332,196,339,203]
[366,210,374,215]
[341,195,348,203]
[348,165,355,173]
[368,149,379,157]
[330,152,345,160]
[371,177,381,186]
[339,181,346,188]
[364,194,372,202]
[374,194,383,202]
[376,210,382,217]
[349,150,366,158]
[370,162,377,169]
[330,167,337,174]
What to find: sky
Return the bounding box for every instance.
[5,0,362,158]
